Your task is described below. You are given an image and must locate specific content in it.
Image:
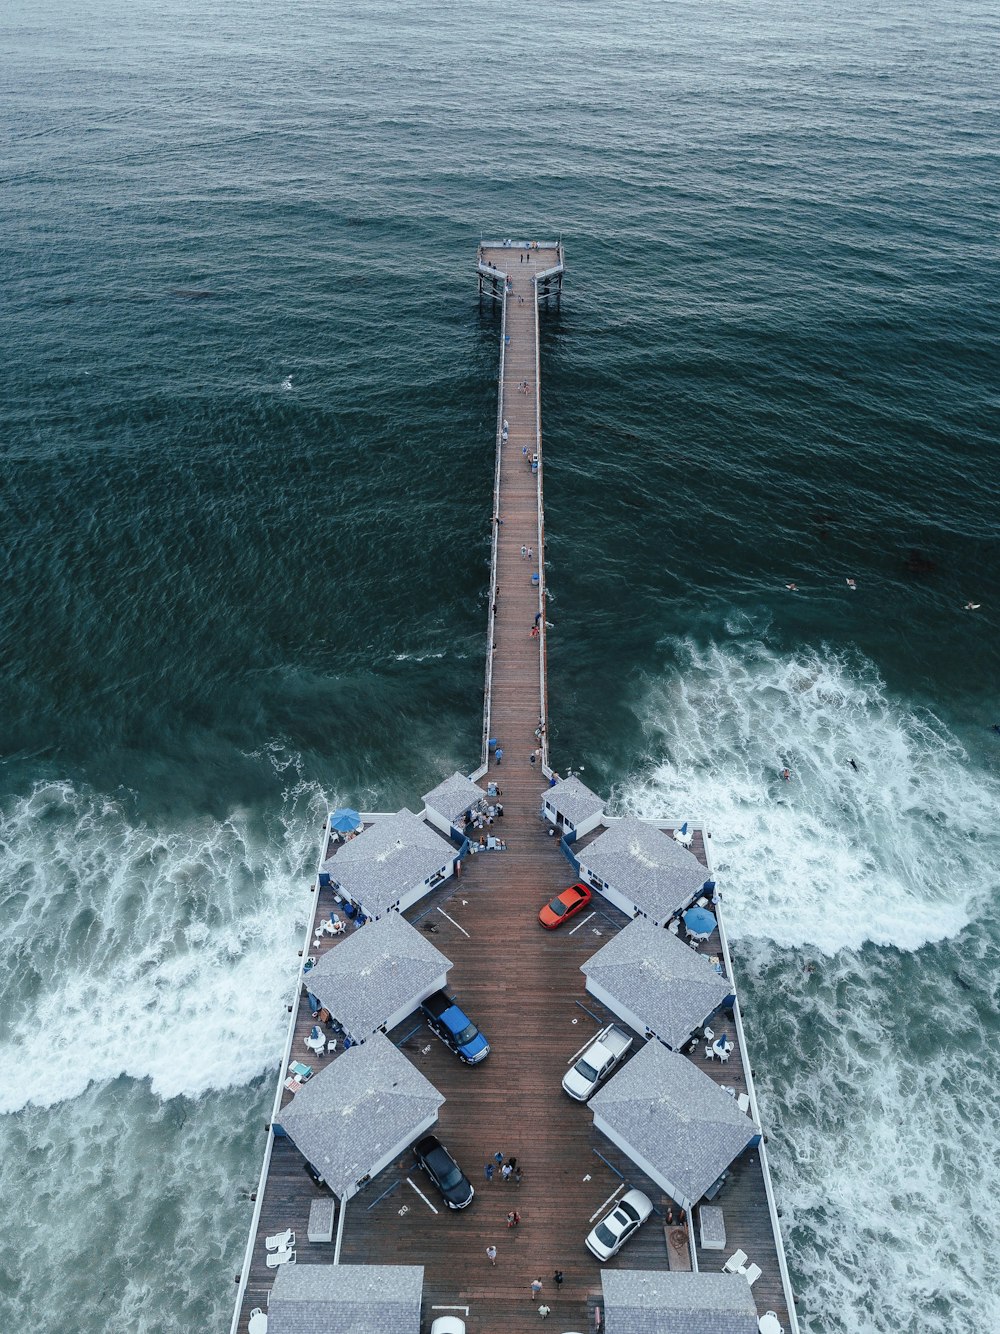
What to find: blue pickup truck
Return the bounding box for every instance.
[420,990,490,1064]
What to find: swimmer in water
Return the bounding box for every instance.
[848,758,859,771]
[781,768,791,782]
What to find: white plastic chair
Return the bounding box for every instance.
[744,1262,762,1286]
[266,1248,296,1268]
[715,1045,731,1064]
[723,1248,748,1273]
[265,1228,294,1251]
[705,1045,715,1061]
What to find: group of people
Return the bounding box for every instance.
[484,1152,522,1185]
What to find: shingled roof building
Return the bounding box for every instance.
[422,771,487,836]
[590,1040,760,1212]
[582,916,735,1050]
[305,911,451,1042]
[601,1270,759,1334]
[267,1263,424,1334]
[577,816,709,924]
[542,774,605,837]
[320,808,457,917]
[275,1035,444,1200]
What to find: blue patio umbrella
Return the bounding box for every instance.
[330,807,362,833]
[683,906,717,936]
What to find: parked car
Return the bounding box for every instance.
[585,1188,654,1260]
[538,880,592,929]
[562,1024,633,1101]
[413,1135,475,1210]
[420,990,490,1064]
[430,1318,466,1334]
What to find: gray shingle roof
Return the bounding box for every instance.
[590,1041,758,1205]
[582,817,708,923]
[422,771,486,823]
[544,774,605,826]
[277,1034,444,1198]
[601,1270,758,1334]
[268,1263,424,1334]
[306,911,451,1038]
[321,809,455,916]
[582,916,732,1050]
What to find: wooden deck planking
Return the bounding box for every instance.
[233,243,792,1334]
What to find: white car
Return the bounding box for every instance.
[430,1319,466,1334]
[562,1024,633,1101]
[585,1188,654,1260]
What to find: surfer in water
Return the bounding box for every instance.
[848,758,859,772]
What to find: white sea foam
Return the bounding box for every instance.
[0,778,325,1114]
[618,639,998,954]
[746,936,1000,1334]
[619,637,1000,1331]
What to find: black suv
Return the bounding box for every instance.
[413,1134,475,1210]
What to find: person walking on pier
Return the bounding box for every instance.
[538,1306,551,1319]
[553,1270,564,1289]
[486,1245,497,1266]
[521,545,527,559]
[495,747,503,765]
[485,1162,494,1182]
[531,1278,543,1299]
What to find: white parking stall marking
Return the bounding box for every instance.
[588,1182,626,1224]
[436,905,470,937]
[406,1176,439,1214]
[568,910,597,935]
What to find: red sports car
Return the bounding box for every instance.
[538,881,593,929]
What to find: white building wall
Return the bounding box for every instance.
[542,803,603,839]
[371,971,449,1038]
[585,980,647,1041]
[591,1112,689,1211]
[344,1108,439,1200]
[577,860,638,920]
[422,807,454,838]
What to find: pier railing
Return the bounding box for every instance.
[475,275,509,776]
[228,822,332,1334]
[531,274,549,767]
[707,840,802,1334]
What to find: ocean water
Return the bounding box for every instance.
[2,0,999,1329]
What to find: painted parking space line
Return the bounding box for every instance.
[436,905,470,937]
[589,1181,627,1224]
[406,1177,439,1214]
[568,910,597,935]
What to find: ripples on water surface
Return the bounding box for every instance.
[2,0,999,1329]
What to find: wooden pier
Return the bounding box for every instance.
[230,242,795,1334]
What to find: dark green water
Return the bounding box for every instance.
[2,1,999,1329]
